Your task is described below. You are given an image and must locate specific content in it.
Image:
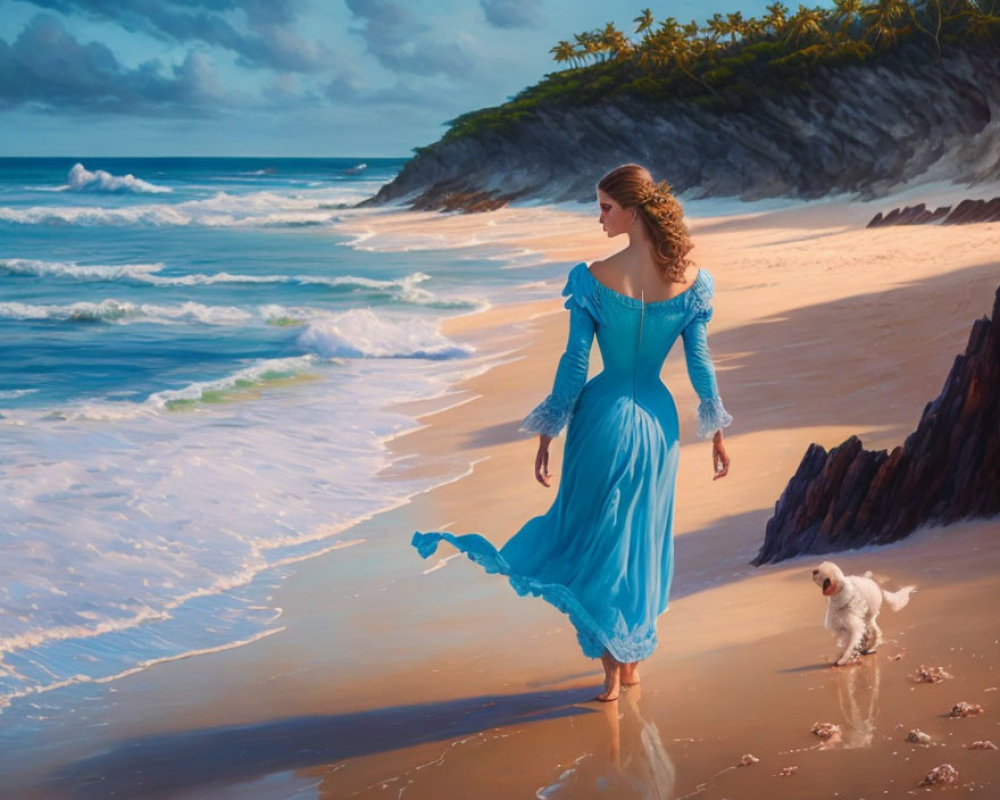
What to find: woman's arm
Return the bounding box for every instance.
[682,315,732,478]
[521,302,596,485]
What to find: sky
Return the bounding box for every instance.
[0,0,782,157]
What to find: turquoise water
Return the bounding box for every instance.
[0,157,566,752]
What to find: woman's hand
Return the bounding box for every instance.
[712,430,730,480]
[535,434,553,487]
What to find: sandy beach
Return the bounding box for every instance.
[7,190,999,799]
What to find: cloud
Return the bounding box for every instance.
[0,14,239,115]
[480,0,540,29]
[24,0,335,72]
[324,68,367,102]
[345,0,474,79]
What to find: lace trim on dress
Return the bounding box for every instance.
[519,394,568,438]
[412,531,660,662]
[696,396,734,439]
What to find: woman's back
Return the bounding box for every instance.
[564,262,717,406]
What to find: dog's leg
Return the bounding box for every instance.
[863,618,883,654]
[836,619,865,666]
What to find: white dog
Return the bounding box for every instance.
[811,561,915,666]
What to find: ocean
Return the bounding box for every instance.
[0,157,569,753]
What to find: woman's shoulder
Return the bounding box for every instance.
[563,262,603,322]
[693,267,714,297]
[586,255,625,285]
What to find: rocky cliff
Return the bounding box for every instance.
[363,39,1000,211]
[753,286,1000,566]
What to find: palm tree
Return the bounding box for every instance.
[764,1,791,35]
[832,0,868,40]
[637,16,681,70]
[602,23,633,61]
[702,12,729,45]
[742,15,767,41]
[784,4,830,46]
[660,19,719,94]
[964,0,1000,38]
[573,30,599,64]
[907,0,946,53]
[863,0,911,48]
[725,11,747,44]
[549,40,577,67]
[634,8,655,36]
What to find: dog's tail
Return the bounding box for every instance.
[883,584,916,612]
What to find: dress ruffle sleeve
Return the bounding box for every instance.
[560,262,604,325]
[520,264,598,438]
[682,269,733,439]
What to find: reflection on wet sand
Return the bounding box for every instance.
[823,657,881,750]
[539,685,676,799]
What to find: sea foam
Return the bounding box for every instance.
[62,163,172,194]
[0,299,255,326]
[0,258,486,309]
[298,309,475,359]
[0,189,357,228]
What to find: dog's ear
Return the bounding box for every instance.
[812,569,819,575]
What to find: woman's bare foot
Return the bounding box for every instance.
[621,661,640,686]
[595,650,621,702]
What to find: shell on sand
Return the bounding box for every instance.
[913,665,953,683]
[920,764,959,786]
[811,721,841,740]
[949,701,985,718]
[966,740,998,750]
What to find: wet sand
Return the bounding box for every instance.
[8,191,999,799]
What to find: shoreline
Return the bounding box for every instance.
[4,195,999,798]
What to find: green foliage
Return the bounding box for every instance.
[436,1,998,144]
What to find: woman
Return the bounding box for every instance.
[412,164,732,701]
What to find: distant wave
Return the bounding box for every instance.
[0,389,37,400]
[0,299,256,326]
[3,303,474,365]
[0,259,487,309]
[0,189,366,228]
[298,308,475,359]
[0,258,164,281]
[61,163,172,194]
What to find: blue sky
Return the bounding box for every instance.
[0,0,780,157]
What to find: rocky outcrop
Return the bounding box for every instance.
[753,286,1000,566]
[945,197,1000,224]
[362,39,1000,212]
[867,197,1000,227]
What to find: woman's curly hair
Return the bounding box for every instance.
[597,164,694,283]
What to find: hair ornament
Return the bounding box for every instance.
[636,179,674,208]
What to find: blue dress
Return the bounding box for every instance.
[412,262,733,662]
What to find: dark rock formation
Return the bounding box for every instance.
[943,197,1000,224]
[867,196,1000,227]
[753,286,1000,566]
[362,39,1000,212]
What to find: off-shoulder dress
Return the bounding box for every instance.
[412,262,732,662]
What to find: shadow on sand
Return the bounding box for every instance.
[41,687,598,799]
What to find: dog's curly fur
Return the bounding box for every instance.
[811,561,916,666]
